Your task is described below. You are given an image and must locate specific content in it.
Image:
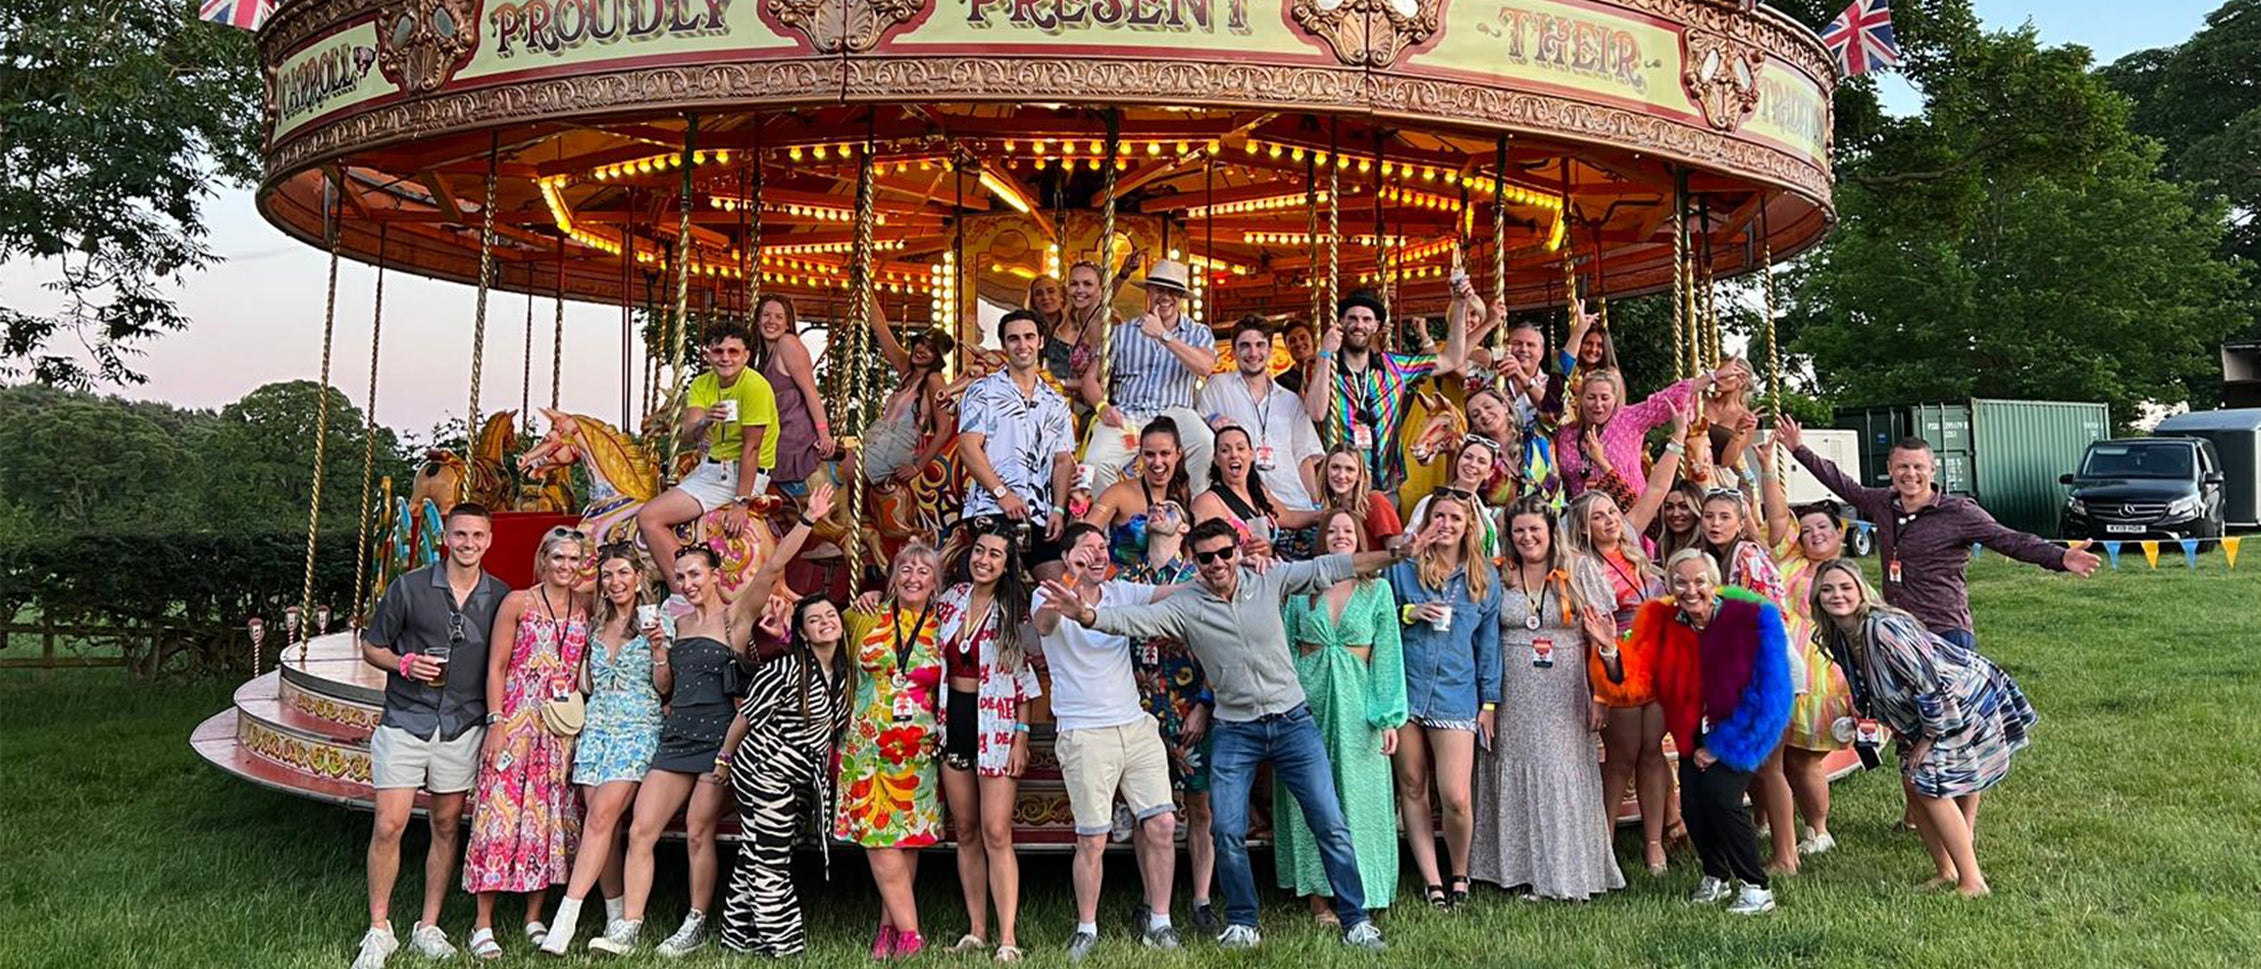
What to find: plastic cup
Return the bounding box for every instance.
[426,645,451,687]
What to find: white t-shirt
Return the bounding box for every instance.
[1032,579,1155,732]
[1201,373,1323,509]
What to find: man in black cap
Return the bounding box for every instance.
[1300,277,1475,490]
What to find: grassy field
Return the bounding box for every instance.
[3,557,2258,969]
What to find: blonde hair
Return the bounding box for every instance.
[532,530,588,588]
[1807,557,1895,643]
[887,541,944,606]
[1414,491,1493,601]
[1322,444,1375,520]
[1566,490,1655,581]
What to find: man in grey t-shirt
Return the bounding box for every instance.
[351,504,510,969]
[1043,519,1417,951]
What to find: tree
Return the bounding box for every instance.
[193,380,409,531]
[0,398,196,529]
[1773,9,2249,420]
[0,2,262,388]
[2101,0,2261,336]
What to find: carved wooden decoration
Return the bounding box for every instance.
[768,0,924,54]
[1290,0,1442,68]
[1682,26,1765,131]
[376,0,480,95]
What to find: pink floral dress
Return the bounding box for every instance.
[462,605,588,893]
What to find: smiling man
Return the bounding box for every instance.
[960,309,1078,581]
[1078,259,1218,493]
[1040,520,1418,952]
[1201,318,1323,510]
[1774,415,2101,646]
[635,323,780,580]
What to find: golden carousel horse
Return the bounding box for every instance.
[518,408,783,594]
[407,411,571,516]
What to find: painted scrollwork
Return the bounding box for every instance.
[766,0,923,54]
[1289,0,1443,68]
[376,0,481,95]
[1682,26,1765,131]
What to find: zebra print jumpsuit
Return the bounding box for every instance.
[720,647,848,956]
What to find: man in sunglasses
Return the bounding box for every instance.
[1040,519,1422,952]
[353,503,512,969]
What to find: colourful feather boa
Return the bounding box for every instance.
[1634,586,1794,773]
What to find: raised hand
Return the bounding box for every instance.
[802,481,836,523]
[1774,413,1804,452]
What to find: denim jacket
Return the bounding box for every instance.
[1386,558,1503,722]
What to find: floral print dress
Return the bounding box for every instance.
[832,604,945,848]
[463,605,588,892]
[1123,557,1214,791]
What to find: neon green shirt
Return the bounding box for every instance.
[687,369,780,467]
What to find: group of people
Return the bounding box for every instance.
[351,258,2096,968]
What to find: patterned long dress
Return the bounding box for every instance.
[1471,559,1625,900]
[1123,557,1213,791]
[1276,578,1405,907]
[463,606,589,893]
[1775,538,1854,751]
[1831,612,2038,799]
[832,604,945,848]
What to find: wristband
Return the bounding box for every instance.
[1481,702,1498,712]
[1399,604,1420,625]
[1597,646,1621,661]
[1317,350,1334,360]
[797,514,817,527]
[1013,723,1031,734]
[398,650,417,672]
[1663,442,1686,457]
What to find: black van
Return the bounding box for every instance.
[2058,438,2226,543]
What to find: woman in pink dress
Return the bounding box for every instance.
[463,527,593,958]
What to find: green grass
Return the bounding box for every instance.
[3,558,2259,968]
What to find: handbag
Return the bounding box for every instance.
[539,689,585,737]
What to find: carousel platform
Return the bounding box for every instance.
[194,633,1863,848]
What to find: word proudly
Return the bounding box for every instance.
[488,0,732,58]
[965,0,1252,36]
[1754,74,1827,152]
[1490,5,1648,93]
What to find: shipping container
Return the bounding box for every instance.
[2155,408,2261,527]
[1833,399,2111,537]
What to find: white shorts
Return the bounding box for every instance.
[676,460,740,513]
[1055,719,1177,837]
[860,415,924,483]
[370,723,485,794]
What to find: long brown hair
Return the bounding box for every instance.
[590,543,654,636]
[1321,444,1375,520]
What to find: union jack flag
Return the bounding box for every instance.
[1821,0,1903,77]
[198,0,275,31]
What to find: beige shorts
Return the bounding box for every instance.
[675,460,740,513]
[370,723,485,794]
[1055,719,1176,837]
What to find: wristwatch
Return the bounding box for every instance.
[991,482,1013,500]
[485,712,504,726]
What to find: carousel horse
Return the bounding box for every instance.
[518,408,785,595]
[408,449,466,518]
[806,429,970,567]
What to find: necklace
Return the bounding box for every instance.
[1515,562,1547,631]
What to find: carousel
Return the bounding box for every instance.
[193,0,1844,846]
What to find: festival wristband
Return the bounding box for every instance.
[1481,702,1498,712]
[1399,604,1421,625]
[797,514,817,528]
[398,651,417,672]
[1664,442,1686,457]
[1014,723,1031,734]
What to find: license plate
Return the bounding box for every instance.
[2104,524,2146,534]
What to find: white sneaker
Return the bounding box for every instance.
[539,898,583,956]
[351,924,398,969]
[1727,884,1777,915]
[654,911,708,958]
[588,919,640,956]
[1797,832,1837,856]
[408,923,457,959]
[1216,925,1262,950]
[1688,876,1733,905]
[1341,921,1387,952]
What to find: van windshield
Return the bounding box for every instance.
[2080,443,2192,479]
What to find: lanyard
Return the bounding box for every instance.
[891,600,935,675]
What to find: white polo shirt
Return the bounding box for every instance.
[1032,579,1156,732]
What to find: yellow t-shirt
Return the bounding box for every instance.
[687,369,780,467]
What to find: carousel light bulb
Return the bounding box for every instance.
[1422,166,1437,182]
[814,145,828,160]
[789,147,803,162]
[1087,158,1099,170]
[896,161,909,173]
[1243,141,1258,156]
[1442,169,1457,184]
[840,142,854,157]
[1089,140,1103,154]
[1116,158,1129,170]
[1061,140,1075,156]
[1178,141,1190,155]
[1314,150,1329,166]
[1290,147,1304,162]
[715,150,731,164]
[1357,158,1370,173]
[1206,141,1220,154]
[1268,144,1282,160]
[693,150,708,165]
[1118,142,1132,156]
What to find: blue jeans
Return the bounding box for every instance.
[1208,705,1368,929]
[1936,628,1977,650]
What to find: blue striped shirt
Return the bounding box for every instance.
[1105,316,1214,416]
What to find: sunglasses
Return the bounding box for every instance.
[546,526,590,541]
[1193,545,1239,565]
[447,613,468,648]
[1432,485,1478,502]
[1704,487,1746,501]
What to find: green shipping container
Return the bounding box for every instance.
[1833,399,2111,537]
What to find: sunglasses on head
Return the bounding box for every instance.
[1193,544,1239,565]
[1432,485,1477,502]
[1704,487,1745,501]
[546,526,590,541]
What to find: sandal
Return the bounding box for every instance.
[524,921,549,948]
[1644,839,1669,876]
[1423,883,1448,910]
[993,945,1024,963]
[467,927,503,961]
[1448,875,1471,908]
[1313,910,1342,929]
[946,934,989,955]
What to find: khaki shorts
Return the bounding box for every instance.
[1055,719,1176,837]
[370,723,485,794]
[676,460,740,513]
